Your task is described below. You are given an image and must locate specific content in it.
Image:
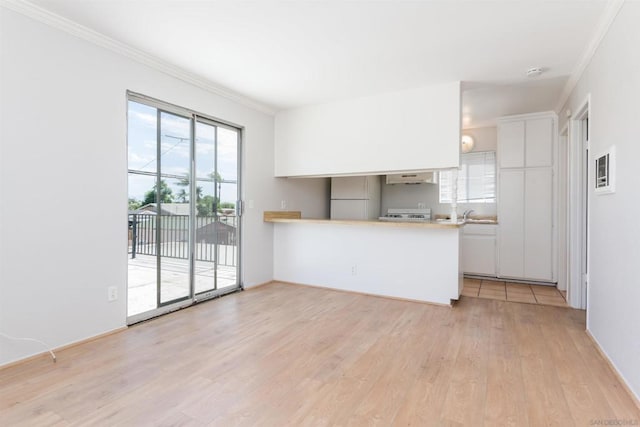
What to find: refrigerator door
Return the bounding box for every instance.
[330,199,369,220]
[331,176,368,200]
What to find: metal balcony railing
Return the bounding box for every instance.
[128,213,238,267]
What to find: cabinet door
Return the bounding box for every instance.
[524,168,553,280]
[525,118,553,167]
[331,176,367,199]
[498,169,524,278]
[498,121,525,168]
[462,235,496,276]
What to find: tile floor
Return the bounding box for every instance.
[462,278,568,307]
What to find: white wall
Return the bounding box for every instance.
[558,2,640,400]
[0,8,327,366]
[275,82,461,177]
[381,126,497,217]
[276,177,331,219]
[461,126,498,152]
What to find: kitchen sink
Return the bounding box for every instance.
[465,219,497,224]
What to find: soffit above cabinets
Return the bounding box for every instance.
[274,82,461,177]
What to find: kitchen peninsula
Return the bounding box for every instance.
[265,212,465,306]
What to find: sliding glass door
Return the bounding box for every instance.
[127,94,241,322]
[192,119,240,295]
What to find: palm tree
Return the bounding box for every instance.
[173,173,223,216]
[143,180,173,205]
[176,176,203,203]
[176,189,188,203]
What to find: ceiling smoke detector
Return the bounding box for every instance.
[526,67,544,78]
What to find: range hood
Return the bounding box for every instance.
[385,171,438,185]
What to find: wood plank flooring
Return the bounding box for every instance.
[1,282,638,426]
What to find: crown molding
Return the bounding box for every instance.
[0,0,276,115]
[554,0,625,113]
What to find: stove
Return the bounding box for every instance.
[378,208,432,222]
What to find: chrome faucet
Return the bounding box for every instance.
[463,209,475,221]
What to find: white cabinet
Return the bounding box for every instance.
[498,121,525,168]
[274,82,461,177]
[497,169,525,278]
[462,224,497,276]
[524,169,553,280]
[498,116,554,169]
[497,112,556,282]
[525,118,554,167]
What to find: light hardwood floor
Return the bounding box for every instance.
[1,282,638,426]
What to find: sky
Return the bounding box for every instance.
[127,100,238,206]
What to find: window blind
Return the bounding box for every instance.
[439,151,496,204]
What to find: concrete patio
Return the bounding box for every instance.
[127,253,237,316]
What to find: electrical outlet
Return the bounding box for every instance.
[108,286,118,302]
[418,202,426,209]
[351,265,357,276]
[280,200,287,209]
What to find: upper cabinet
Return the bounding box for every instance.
[498,113,555,169]
[274,82,461,177]
[497,121,525,168]
[525,118,554,167]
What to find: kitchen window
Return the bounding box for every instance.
[439,151,496,204]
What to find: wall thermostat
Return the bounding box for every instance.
[595,145,615,194]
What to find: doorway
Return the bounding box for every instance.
[126,93,242,323]
[557,125,569,295]
[567,97,590,310]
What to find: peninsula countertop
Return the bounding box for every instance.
[263,212,465,229]
[268,211,464,305]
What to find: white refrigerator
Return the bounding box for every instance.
[330,176,381,220]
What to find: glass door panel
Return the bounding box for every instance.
[158,111,191,305]
[194,121,217,294]
[127,101,159,317]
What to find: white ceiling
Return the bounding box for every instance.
[29,0,609,127]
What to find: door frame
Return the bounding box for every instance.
[567,95,590,310]
[557,122,569,293]
[126,91,244,324]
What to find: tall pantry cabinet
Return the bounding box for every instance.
[497,112,557,282]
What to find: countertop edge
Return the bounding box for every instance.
[264,218,466,229]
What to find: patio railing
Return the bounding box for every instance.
[128,214,238,267]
